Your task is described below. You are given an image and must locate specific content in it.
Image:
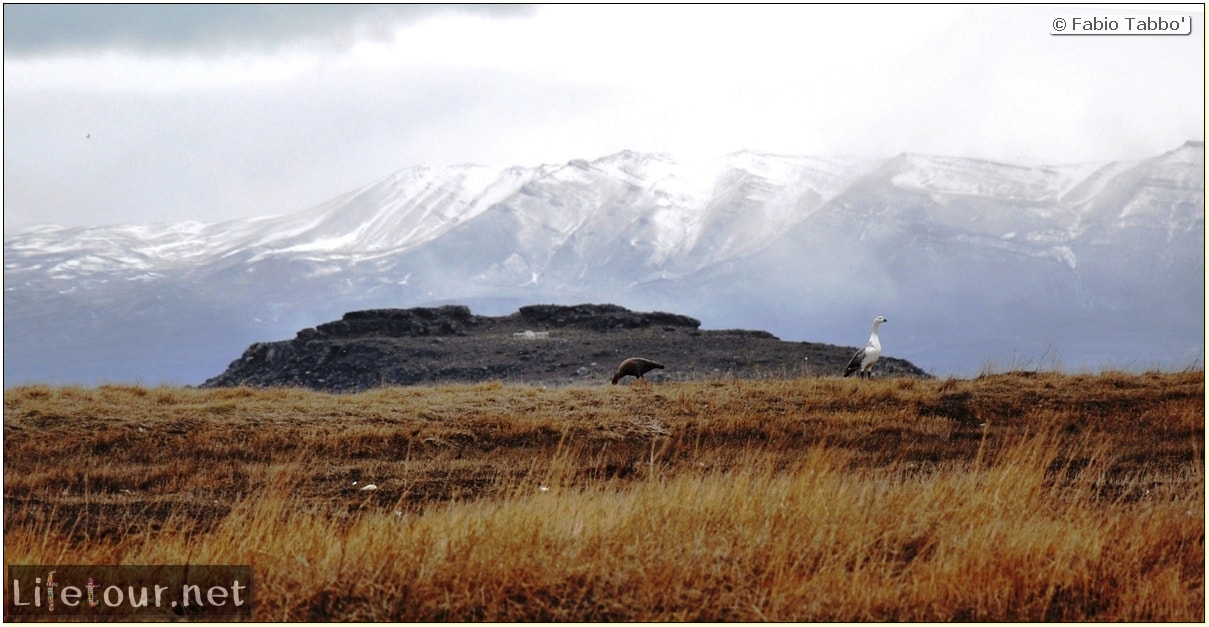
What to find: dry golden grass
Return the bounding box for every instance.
[4,371,1204,620]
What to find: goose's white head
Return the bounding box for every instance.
[873,315,888,326]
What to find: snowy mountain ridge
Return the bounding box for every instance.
[3,142,1204,385]
[7,148,875,284]
[11,144,1193,281]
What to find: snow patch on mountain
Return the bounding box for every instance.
[249,164,543,258]
[891,153,1065,201]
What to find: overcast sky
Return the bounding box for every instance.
[4,4,1204,232]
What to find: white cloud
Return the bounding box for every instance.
[3,4,1202,231]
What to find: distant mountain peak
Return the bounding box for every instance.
[3,143,1202,385]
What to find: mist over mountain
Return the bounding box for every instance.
[4,142,1203,386]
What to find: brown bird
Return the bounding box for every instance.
[611,357,665,386]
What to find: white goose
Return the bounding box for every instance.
[843,316,887,379]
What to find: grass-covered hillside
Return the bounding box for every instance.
[4,371,1203,620]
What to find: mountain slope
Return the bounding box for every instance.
[3,143,1203,385]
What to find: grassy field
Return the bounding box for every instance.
[4,371,1204,620]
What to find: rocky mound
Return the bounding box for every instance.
[201,304,930,392]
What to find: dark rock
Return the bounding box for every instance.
[202,303,930,392]
[517,304,700,331]
[309,305,481,339]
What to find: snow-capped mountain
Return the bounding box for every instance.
[4,142,1203,386]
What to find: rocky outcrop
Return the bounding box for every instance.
[299,305,484,340]
[201,303,930,392]
[517,304,701,331]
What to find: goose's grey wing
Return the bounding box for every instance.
[842,347,866,377]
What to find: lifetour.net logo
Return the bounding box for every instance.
[6,565,252,620]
